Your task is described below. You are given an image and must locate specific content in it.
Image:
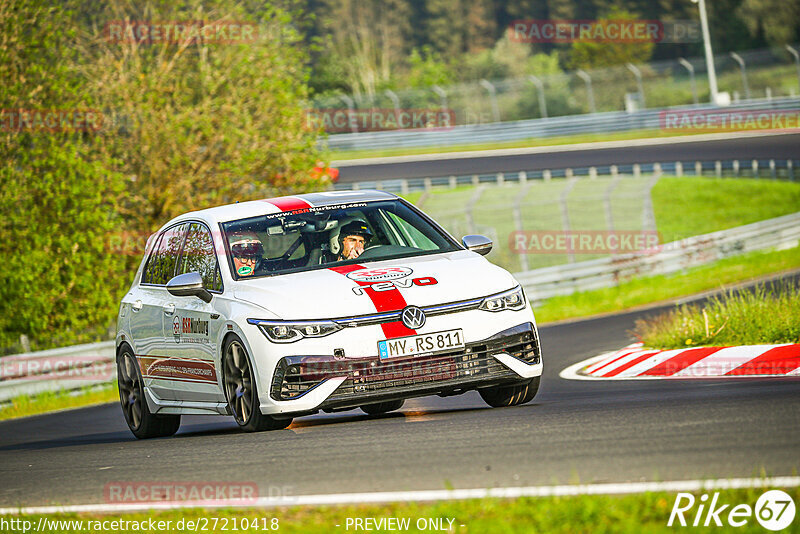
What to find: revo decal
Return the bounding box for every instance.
[352,276,438,295]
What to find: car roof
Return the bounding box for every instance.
[163,190,399,227]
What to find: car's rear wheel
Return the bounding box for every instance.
[360,399,405,415]
[117,345,181,439]
[223,335,292,432]
[479,376,540,408]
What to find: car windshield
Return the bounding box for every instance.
[221,199,461,279]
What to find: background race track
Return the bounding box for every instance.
[335,132,800,182]
[1,281,798,508]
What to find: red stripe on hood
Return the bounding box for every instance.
[329,264,416,339]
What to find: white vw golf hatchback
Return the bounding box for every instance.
[116,190,542,438]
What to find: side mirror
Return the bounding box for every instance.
[462,235,493,256]
[166,272,213,303]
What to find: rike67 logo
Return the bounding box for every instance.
[668,490,795,530]
[345,267,437,296]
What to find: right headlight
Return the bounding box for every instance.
[479,286,527,312]
[247,319,342,343]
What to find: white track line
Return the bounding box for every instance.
[332,131,799,166]
[2,477,799,515]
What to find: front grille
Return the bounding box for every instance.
[270,322,540,403]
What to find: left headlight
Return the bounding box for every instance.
[479,286,527,312]
[247,319,342,343]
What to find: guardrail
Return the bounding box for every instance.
[322,97,800,151]
[516,212,800,306]
[334,158,798,193]
[0,341,115,403]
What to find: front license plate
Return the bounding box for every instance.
[378,329,464,360]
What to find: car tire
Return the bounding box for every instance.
[222,335,292,432]
[360,399,405,415]
[117,345,181,439]
[478,376,540,408]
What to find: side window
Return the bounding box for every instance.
[384,211,437,250]
[142,223,189,285]
[179,223,222,291]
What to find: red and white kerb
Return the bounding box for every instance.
[581,343,800,378]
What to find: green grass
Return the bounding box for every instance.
[328,128,702,161]
[632,282,800,349]
[7,487,797,533]
[534,245,800,324]
[406,176,800,273]
[652,177,800,243]
[0,383,117,421]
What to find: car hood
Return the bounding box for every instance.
[233,250,519,320]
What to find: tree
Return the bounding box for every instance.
[567,7,655,69]
[81,0,329,237]
[0,0,128,351]
[737,0,800,47]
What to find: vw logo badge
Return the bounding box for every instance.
[401,306,426,329]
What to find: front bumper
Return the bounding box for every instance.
[261,322,542,415]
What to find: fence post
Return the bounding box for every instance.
[401,180,409,195]
[519,170,527,185]
[604,173,623,235]
[576,70,596,114]
[633,163,641,179]
[770,159,776,179]
[678,58,699,105]
[730,52,751,100]
[715,160,722,178]
[513,182,531,272]
[465,186,486,235]
[752,159,759,178]
[449,175,457,189]
[733,160,740,177]
[497,172,505,186]
[589,166,597,180]
[788,160,795,181]
[611,165,618,180]
[560,178,579,263]
[675,161,683,177]
[472,174,479,187]
[543,169,552,182]
[424,177,432,191]
[695,161,702,176]
[565,168,574,179]
[479,79,501,123]
[642,170,662,232]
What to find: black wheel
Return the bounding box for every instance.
[223,335,292,432]
[117,345,181,439]
[479,376,540,408]
[360,399,405,415]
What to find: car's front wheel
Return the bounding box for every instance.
[117,345,181,439]
[360,399,404,415]
[479,376,540,408]
[223,335,292,432]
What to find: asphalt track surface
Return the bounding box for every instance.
[1,289,798,507]
[335,132,800,182]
